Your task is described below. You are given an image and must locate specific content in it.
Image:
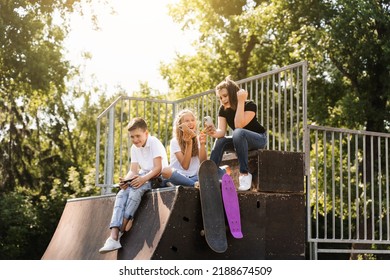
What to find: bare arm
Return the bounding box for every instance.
[205,116,227,139]
[130,157,163,188]
[174,139,193,170]
[235,89,255,128]
[198,132,207,162]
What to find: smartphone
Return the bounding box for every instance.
[113,177,135,188]
[122,177,135,184]
[204,116,213,127]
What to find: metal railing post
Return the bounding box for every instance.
[103,107,115,195]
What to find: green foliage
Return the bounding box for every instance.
[0,0,104,259]
[284,0,390,132]
[160,51,222,99]
[165,0,389,133]
[0,189,40,259]
[0,166,100,259]
[165,0,294,98]
[1,0,71,192]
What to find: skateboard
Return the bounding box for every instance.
[221,174,243,239]
[198,160,228,253]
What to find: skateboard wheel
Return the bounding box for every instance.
[200,229,205,236]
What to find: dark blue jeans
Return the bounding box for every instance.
[210,128,267,175]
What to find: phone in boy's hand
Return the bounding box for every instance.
[113,177,135,188]
[122,177,135,184]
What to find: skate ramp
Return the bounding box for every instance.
[41,194,118,260]
[42,151,306,260]
[42,186,185,260]
[42,187,305,260]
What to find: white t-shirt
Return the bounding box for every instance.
[169,137,200,177]
[131,135,168,174]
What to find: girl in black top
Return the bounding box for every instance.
[204,76,267,191]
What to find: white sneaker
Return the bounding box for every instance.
[99,237,121,254]
[238,173,252,191]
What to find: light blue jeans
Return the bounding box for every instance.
[109,181,151,229]
[164,170,198,187]
[210,128,267,176]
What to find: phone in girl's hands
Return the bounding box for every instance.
[204,116,213,127]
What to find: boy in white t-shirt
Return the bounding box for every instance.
[99,117,168,253]
[162,109,207,187]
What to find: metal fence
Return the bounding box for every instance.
[306,125,390,259]
[95,61,308,193]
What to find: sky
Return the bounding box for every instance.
[64,0,197,96]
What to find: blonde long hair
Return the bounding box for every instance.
[174,109,199,157]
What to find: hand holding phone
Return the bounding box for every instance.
[204,116,213,127]
[203,116,216,135]
[113,177,135,188]
[122,177,135,184]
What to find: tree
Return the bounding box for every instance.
[281,0,390,133]
[164,0,389,133]
[0,0,108,259]
[1,0,71,192]
[162,0,275,99]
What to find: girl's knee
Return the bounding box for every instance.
[213,137,229,148]
[161,167,172,179]
[232,128,244,138]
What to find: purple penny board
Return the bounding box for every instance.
[221,174,243,239]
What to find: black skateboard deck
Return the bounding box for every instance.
[198,160,227,253]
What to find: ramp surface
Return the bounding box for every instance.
[42,195,117,260]
[42,187,179,260]
[42,174,306,260]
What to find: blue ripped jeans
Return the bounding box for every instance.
[210,128,267,176]
[109,181,151,229]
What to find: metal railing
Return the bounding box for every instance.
[95,61,308,193]
[306,125,390,259]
